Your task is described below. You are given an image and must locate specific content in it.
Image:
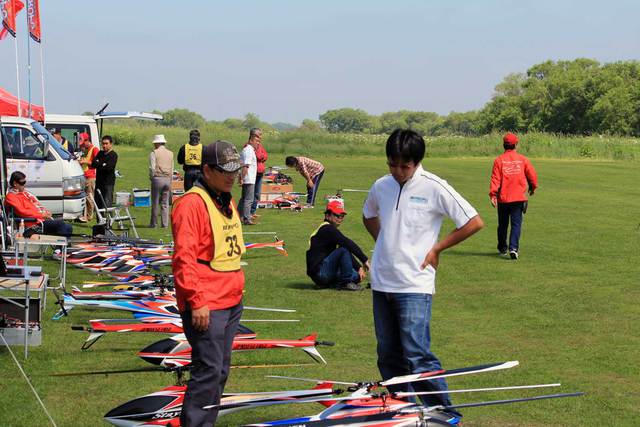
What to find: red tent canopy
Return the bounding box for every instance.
[0,87,45,122]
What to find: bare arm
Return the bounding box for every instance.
[421,215,484,270]
[363,216,380,241]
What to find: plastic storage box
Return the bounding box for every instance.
[132,189,151,207]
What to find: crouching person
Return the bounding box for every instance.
[5,171,73,238]
[306,200,369,291]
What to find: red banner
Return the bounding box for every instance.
[0,0,24,39]
[26,0,39,42]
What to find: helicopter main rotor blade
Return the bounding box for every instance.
[395,383,561,397]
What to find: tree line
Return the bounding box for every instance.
[150,59,640,137]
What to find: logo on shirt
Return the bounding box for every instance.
[409,196,428,205]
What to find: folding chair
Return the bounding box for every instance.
[93,189,139,238]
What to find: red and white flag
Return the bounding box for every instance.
[26,0,39,43]
[0,0,25,40]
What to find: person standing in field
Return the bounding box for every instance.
[363,129,483,420]
[77,132,99,222]
[148,134,174,228]
[177,129,203,191]
[171,140,245,427]
[92,135,118,209]
[285,155,324,206]
[238,136,258,225]
[249,128,268,219]
[489,132,538,260]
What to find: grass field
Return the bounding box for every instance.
[1,146,639,426]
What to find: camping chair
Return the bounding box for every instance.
[93,189,139,238]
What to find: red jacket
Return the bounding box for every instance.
[171,192,244,312]
[5,190,49,227]
[489,150,538,203]
[254,143,268,174]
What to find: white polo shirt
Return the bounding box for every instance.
[363,164,478,294]
[240,145,257,185]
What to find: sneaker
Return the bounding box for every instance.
[499,249,508,256]
[509,250,519,260]
[242,220,257,226]
[337,282,364,291]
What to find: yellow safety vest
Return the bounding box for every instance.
[62,139,69,151]
[184,143,203,166]
[308,221,330,249]
[181,186,245,271]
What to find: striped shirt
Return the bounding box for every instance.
[295,156,324,180]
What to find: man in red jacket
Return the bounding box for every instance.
[5,171,73,238]
[489,132,538,260]
[171,140,244,426]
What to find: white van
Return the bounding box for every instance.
[45,111,162,151]
[1,116,85,219]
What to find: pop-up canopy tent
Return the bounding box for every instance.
[0,87,44,122]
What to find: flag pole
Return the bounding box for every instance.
[14,30,21,116]
[38,3,45,120]
[26,4,32,119]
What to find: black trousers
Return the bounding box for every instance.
[180,303,243,427]
[95,184,114,209]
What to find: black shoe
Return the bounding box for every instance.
[509,250,519,260]
[337,282,363,291]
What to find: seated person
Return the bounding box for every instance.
[306,200,369,291]
[4,171,73,238]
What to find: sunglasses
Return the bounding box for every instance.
[212,165,240,176]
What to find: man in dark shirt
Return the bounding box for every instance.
[306,200,369,291]
[92,135,118,209]
[177,129,203,191]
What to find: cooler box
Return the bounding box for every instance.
[116,191,131,207]
[132,189,151,207]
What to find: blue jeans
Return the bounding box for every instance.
[306,170,324,206]
[497,201,525,252]
[373,291,455,409]
[251,173,263,215]
[311,247,359,287]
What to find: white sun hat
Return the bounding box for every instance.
[152,134,168,144]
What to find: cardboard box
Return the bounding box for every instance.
[261,183,293,194]
[171,180,184,191]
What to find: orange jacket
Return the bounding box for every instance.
[5,190,49,227]
[489,150,538,203]
[171,192,244,312]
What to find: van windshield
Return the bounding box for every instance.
[31,121,72,160]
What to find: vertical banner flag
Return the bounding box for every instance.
[26,0,39,42]
[1,0,24,40]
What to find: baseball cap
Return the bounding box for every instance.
[326,200,346,215]
[503,132,519,145]
[79,132,90,142]
[202,140,242,172]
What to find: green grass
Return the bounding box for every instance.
[1,150,639,426]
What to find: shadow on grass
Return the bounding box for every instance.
[286,282,319,290]
[446,249,506,259]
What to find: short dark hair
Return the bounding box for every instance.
[101,135,113,144]
[285,156,298,167]
[503,143,516,151]
[9,171,26,186]
[385,129,425,164]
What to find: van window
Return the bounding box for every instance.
[2,126,48,160]
[45,124,90,150]
[32,121,72,160]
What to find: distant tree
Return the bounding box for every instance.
[319,108,372,133]
[223,118,244,130]
[161,108,206,129]
[298,119,324,132]
[272,122,297,131]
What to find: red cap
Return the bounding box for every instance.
[326,200,346,215]
[79,132,90,142]
[503,132,519,145]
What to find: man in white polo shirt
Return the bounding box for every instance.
[363,129,484,419]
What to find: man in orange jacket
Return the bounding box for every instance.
[171,140,245,426]
[489,132,538,260]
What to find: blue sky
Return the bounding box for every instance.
[1,0,638,124]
